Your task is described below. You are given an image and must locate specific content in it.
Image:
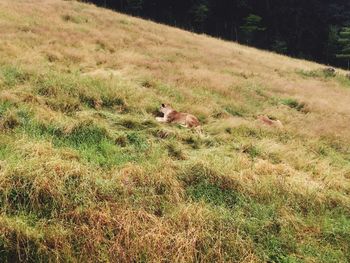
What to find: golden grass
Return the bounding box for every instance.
[0,0,349,262]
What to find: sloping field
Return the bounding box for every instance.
[0,0,349,262]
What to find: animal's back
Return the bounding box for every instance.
[167,111,200,128]
[185,114,200,128]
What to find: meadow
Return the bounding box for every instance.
[0,0,349,262]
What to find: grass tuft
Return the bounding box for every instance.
[281,98,306,112]
[187,181,239,209]
[0,65,30,87]
[166,142,186,160]
[0,111,20,130]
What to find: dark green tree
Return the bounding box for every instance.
[271,39,288,54]
[336,27,350,69]
[125,0,143,15]
[190,1,209,31]
[324,25,340,64]
[240,14,265,45]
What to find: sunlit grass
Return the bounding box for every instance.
[0,0,349,262]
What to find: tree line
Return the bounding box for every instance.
[83,0,350,69]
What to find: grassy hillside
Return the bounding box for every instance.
[0,0,349,262]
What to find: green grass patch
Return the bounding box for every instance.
[126,131,149,151]
[0,101,13,117]
[296,69,335,79]
[242,143,261,159]
[187,181,239,209]
[224,105,245,117]
[139,78,184,102]
[281,98,305,111]
[19,119,137,167]
[0,65,30,88]
[0,138,18,162]
[166,142,186,160]
[61,14,88,24]
[230,125,265,139]
[34,71,126,112]
[118,117,156,130]
[335,74,350,89]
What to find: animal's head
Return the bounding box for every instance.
[159,103,173,115]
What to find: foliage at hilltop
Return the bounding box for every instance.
[86,0,350,68]
[0,1,349,262]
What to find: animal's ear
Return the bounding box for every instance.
[161,103,165,108]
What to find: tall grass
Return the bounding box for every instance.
[0,0,349,262]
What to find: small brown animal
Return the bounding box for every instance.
[156,104,202,132]
[257,115,283,128]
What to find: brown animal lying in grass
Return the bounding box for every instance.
[156,104,202,132]
[257,115,283,128]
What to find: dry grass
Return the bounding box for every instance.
[0,0,349,262]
